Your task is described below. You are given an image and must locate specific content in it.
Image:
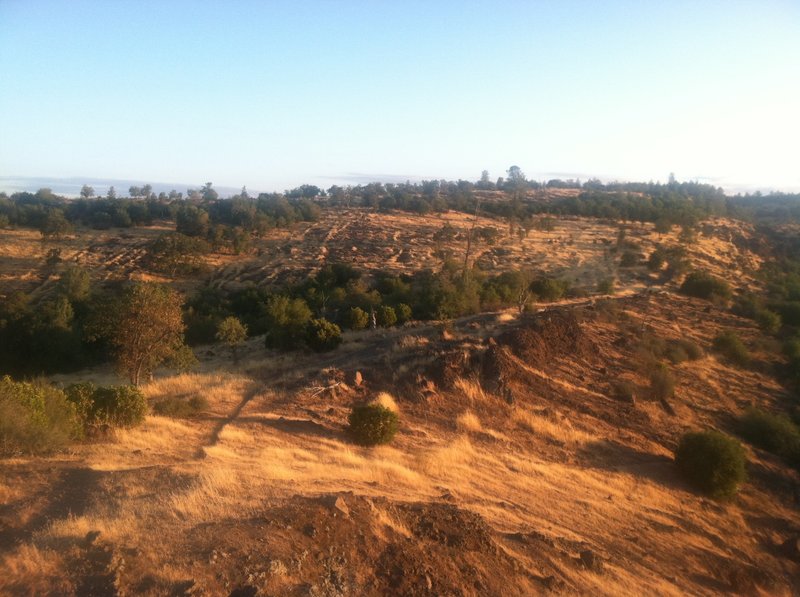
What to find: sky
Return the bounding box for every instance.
[1,0,799,196]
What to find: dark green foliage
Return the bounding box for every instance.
[755,309,781,334]
[305,318,342,352]
[713,331,750,367]
[0,377,82,456]
[395,303,413,324]
[612,380,636,402]
[147,232,210,277]
[619,250,641,267]
[647,249,666,271]
[348,404,399,446]
[679,271,732,303]
[153,396,209,418]
[529,277,570,302]
[376,305,398,327]
[738,408,800,469]
[264,296,312,350]
[344,307,369,330]
[596,278,615,294]
[66,383,147,428]
[674,431,746,498]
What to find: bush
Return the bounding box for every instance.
[305,318,342,352]
[675,430,746,498]
[738,408,800,468]
[264,295,312,350]
[530,277,570,302]
[0,377,82,456]
[619,250,640,268]
[348,404,399,446]
[66,383,147,428]
[395,303,413,324]
[755,309,781,334]
[345,307,369,330]
[376,305,398,327]
[713,331,750,367]
[679,271,732,303]
[676,339,704,361]
[596,278,615,294]
[153,395,209,418]
[649,366,675,400]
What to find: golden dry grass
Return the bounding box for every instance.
[456,410,482,432]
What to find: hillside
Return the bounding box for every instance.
[1,207,799,595]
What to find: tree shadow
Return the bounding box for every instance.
[580,439,682,490]
[238,415,345,441]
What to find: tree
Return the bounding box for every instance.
[201,182,218,201]
[58,265,91,302]
[107,186,117,200]
[40,210,72,240]
[104,283,190,385]
[129,186,141,199]
[80,184,94,199]
[216,316,248,363]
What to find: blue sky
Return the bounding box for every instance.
[1,0,798,195]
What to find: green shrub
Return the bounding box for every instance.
[153,395,209,418]
[679,271,732,303]
[713,331,750,367]
[67,383,147,428]
[264,295,312,350]
[738,408,800,468]
[305,318,342,352]
[395,303,413,324]
[344,307,369,330]
[675,430,746,498]
[348,404,399,446]
[596,278,615,294]
[619,250,640,268]
[376,305,398,327]
[647,249,665,271]
[755,309,781,334]
[530,277,570,302]
[0,377,82,456]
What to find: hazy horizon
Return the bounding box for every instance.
[1,1,798,194]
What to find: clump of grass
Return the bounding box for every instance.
[712,331,751,367]
[738,408,800,469]
[675,430,746,499]
[152,395,209,418]
[348,404,399,446]
[649,365,675,400]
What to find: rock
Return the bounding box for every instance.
[579,549,603,572]
[425,574,433,590]
[84,530,102,546]
[333,496,350,517]
[351,371,363,387]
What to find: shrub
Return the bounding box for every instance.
[530,277,570,302]
[675,430,746,498]
[305,318,342,352]
[713,331,750,367]
[264,295,312,350]
[738,408,800,468]
[612,380,636,403]
[676,339,704,361]
[755,309,781,334]
[649,366,675,400]
[395,303,413,324]
[345,307,369,330]
[619,250,640,268]
[376,305,398,327]
[596,278,615,294]
[679,271,732,303]
[153,395,209,418]
[67,383,147,428]
[0,377,82,456]
[348,404,399,446]
[647,249,665,272]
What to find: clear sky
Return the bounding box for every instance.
[1,0,798,195]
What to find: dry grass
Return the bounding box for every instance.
[456,410,482,432]
[511,406,594,446]
[453,376,490,406]
[371,391,399,413]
